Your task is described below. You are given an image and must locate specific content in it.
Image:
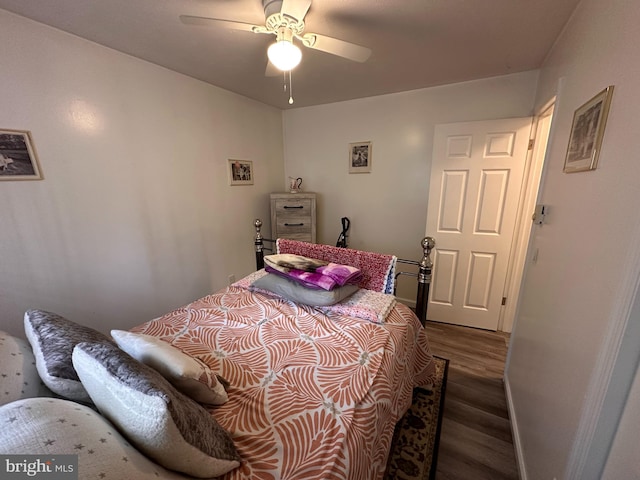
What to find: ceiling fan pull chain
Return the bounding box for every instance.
[283,71,287,92]
[288,70,294,104]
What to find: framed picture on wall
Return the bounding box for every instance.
[564,85,614,173]
[349,141,372,174]
[228,159,254,185]
[0,129,43,181]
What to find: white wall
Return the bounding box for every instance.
[282,71,538,302]
[505,0,640,478]
[0,10,284,337]
[601,283,640,480]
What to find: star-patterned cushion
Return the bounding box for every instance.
[0,331,52,406]
[0,397,191,479]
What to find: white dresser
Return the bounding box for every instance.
[270,192,316,243]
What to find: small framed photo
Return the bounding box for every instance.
[228,159,254,185]
[564,86,614,173]
[349,141,372,174]
[0,129,43,181]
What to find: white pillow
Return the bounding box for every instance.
[23,309,114,403]
[110,330,228,405]
[72,342,241,478]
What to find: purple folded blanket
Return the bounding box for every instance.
[263,254,362,291]
[316,263,363,286]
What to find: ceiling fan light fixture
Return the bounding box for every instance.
[267,40,302,71]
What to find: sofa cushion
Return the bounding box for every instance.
[0,397,191,479]
[23,309,114,403]
[72,341,241,478]
[111,330,228,405]
[0,331,52,406]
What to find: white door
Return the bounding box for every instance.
[426,117,532,330]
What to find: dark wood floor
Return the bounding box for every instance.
[424,321,519,480]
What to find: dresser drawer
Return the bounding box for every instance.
[274,199,313,217]
[275,216,312,239]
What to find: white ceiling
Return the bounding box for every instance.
[0,0,581,109]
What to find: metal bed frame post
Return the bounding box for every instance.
[395,237,436,326]
[414,237,435,326]
[254,219,265,270]
[254,219,275,270]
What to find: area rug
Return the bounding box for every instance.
[384,356,449,480]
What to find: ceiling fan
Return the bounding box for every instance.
[179,0,372,74]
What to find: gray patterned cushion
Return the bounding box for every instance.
[0,331,52,406]
[72,342,241,478]
[110,330,228,405]
[23,309,114,403]
[0,398,191,479]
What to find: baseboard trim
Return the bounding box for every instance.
[504,376,527,480]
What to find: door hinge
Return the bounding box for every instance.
[528,139,535,150]
[502,297,507,306]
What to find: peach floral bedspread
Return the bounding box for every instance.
[132,283,436,480]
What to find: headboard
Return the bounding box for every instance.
[252,219,434,325]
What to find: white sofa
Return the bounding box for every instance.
[1,305,244,480]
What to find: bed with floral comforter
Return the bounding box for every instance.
[131,272,436,479]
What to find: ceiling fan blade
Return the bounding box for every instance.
[281,0,312,21]
[302,33,372,63]
[179,15,261,33]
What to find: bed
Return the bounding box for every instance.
[130,224,437,480]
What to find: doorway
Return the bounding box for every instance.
[501,101,555,332]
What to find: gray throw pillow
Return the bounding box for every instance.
[23,309,114,403]
[252,273,359,306]
[72,341,241,478]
